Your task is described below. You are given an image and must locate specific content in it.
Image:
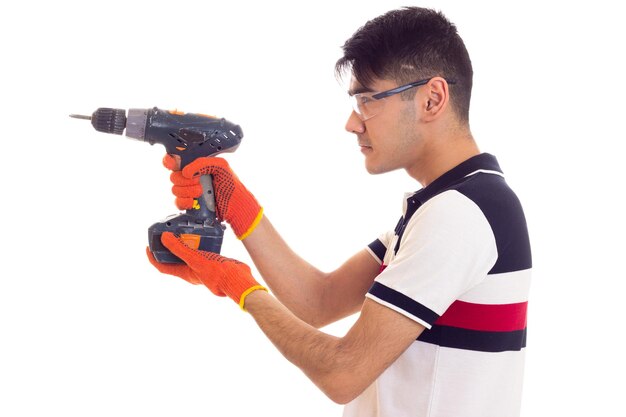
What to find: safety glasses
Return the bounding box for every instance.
[350,78,456,121]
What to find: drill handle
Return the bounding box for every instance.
[189,174,219,225]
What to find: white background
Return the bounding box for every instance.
[1,1,624,416]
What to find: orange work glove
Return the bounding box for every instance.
[163,155,263,240]
[147,232,267,310]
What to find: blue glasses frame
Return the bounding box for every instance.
[371,78,457,100]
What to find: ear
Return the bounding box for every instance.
[419,77,451,122]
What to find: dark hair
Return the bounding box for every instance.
[336,7,473,123]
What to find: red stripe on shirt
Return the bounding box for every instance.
[434,300,527,332]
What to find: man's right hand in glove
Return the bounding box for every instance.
[163,155,263,240]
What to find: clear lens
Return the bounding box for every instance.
[350,93,385,121]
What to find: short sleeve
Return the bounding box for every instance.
[366,191,498,329]
[366,228,396,265]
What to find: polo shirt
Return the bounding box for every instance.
[343,153,532,417]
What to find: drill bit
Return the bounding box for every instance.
[69,114,92,120]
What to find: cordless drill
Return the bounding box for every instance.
[70,107,243,263]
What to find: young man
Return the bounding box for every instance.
[148,7,532,417]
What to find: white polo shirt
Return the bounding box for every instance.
[344,153,531,417]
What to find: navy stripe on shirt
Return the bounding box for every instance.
[369,282,440,325]
[418,324,527,352]
[368,239,387,264]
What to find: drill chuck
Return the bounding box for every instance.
[89,108,127,135]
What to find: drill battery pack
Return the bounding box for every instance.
[148,213,226,263]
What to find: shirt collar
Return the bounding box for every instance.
[404,153,503,212]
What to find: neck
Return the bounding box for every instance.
[408,126,480,187]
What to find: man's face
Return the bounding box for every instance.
[346,77,425,176]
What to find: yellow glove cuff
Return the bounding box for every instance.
[237,207,264,240]
[238,284,268,311]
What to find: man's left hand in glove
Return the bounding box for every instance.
[146,232,267,310]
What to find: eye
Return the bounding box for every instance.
[359,95,374,105]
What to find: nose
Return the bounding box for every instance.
[345,110,365,134]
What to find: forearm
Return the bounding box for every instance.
[243,290,424,404]
[244,290,362,404]
[242,216,381,327]
[241,215,331,324]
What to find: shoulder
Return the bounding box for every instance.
[443,172,532,273]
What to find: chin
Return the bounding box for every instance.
[364,160,389,175]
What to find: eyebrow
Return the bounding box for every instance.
[348,85,375,96]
